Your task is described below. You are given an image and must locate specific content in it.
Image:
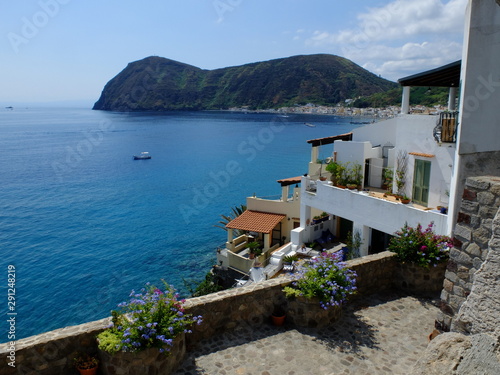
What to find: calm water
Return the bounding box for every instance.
[0,107,359,341]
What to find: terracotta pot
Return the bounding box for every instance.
[401,199,411,204]
[271,314,286,326]
[77,367,98,375]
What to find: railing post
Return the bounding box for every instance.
[448,86,458,111]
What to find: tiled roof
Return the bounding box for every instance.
[276,176,302,186]
[409,152,435,158]
[226,210,286,234]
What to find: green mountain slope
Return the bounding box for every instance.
[93,54,398,111]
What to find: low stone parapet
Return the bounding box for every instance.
[1,251,446,374]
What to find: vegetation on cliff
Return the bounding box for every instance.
[93,54,398,111]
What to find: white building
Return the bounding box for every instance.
[293,62,460,256]
[218,0,500,279]
[294,0,500,256]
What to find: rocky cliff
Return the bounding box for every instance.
[93,54,397,111]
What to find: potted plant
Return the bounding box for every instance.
[73,353,99,375]
[97,281,203,372]
[335,162,347,188]
[246,241,262,259]
[400,195,411,204]
[350,163,363,189]
[325,161,339,185]
[344,230,362,260]
[319,212,329,222]
[282,254,299,264]
[382,167,393,192]
[388,222,453,294]
[388,222,452,268]
[283,252,357,309]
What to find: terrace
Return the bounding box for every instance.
[301,177,449,253]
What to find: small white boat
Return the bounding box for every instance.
[133,152,151,160]
[304,122,315,127]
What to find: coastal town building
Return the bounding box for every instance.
[218,0,500,290]
[218,59,462,281]
[293,61,460,256]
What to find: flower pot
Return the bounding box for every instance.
[288,296,342,328]
[77,368,98,375]
[347,184,357,190]
[271,314,286,326]
[401,199,410,204]
[99,332,186,375]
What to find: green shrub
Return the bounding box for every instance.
[388,222,452,267]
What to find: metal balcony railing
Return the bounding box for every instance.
[433,111,459,143]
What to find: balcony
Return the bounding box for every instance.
[302,178,448,236]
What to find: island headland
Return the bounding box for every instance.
[92,54,398,112]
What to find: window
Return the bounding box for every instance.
[412,159,431,206]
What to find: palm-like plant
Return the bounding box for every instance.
[214,204,247,236]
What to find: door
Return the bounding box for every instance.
[370,229,393,254]
[364,159,370,187]
[412,159,431,206]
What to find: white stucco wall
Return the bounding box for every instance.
[457,0,500,155]
[448,0,500,232]
[392,115,456,207]
[301,179,449,237]
[353,117,398,146]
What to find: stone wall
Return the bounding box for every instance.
[436,176,500,332]
[412,176,500,374]
[0,251,441,375]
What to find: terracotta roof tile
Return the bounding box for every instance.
[226,210,286,234]
[409,152,435,158]
[276,176,302,186]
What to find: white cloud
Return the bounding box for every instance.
[354,40,462,80]
[306,0,467,46]
[302,0,467,81]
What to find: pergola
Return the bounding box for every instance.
[225,210,286,251]
[398,60,461,114]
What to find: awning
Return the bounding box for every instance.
[276,176,302,187]
[398,60,461,87]
[226,210,286,234]
[307,132,353,147]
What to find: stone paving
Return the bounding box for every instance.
[173,292,440,375]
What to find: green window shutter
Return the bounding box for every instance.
[412,159,431,206]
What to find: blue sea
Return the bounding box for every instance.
[0,107,359,341]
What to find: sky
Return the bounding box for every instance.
[0,0,468,106]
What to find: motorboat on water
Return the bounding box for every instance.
[133,152,151,160]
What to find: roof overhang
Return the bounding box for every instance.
[398,60,461,87]
[225,210,286,234]
[307,132,353,147]
[277,176,302,187]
